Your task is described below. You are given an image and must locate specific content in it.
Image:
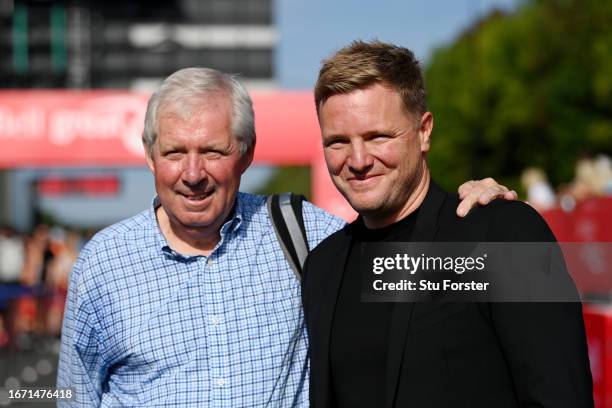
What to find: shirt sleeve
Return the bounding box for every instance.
[301,201,347,250]
[57,251,108,407]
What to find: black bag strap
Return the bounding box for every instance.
[266,193,309,280]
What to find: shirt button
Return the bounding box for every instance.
[210,316,221,325]
[215,378,226,387]
[207,258,214,266]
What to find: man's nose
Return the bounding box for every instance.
[347,142,374,173]
[182,155,206,186]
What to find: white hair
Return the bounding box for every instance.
[142,67,255,156]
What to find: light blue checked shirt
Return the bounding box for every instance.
[58,192,345,407]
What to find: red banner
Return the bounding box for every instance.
[0,90,321,167]
[0,91,148,167]
[36,176,121,196]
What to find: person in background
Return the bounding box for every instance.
[520,167,556,211]
[0,226,25,284]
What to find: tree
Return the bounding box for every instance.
[426,0,612,192]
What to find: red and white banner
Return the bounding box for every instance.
[0,90,322,167]
[0,91,149,167]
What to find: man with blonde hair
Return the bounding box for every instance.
[303,40,592,408]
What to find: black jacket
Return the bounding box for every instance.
[302,181,593,408]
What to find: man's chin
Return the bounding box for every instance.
[175,217,216,231]
[165,209,215,229]
[346,198,385,216]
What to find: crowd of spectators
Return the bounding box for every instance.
[0,224,87,350]
[521,154,612,212]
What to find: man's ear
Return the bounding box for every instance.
[240,145,255,174]
[418,112,433,153]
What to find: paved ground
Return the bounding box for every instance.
[0,336,60,408]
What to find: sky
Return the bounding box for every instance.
[12,0,520,229]
[276,0,517,89]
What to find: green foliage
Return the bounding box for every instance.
[425,0,612,193]
[256,166,312,200]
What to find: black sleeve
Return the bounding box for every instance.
[487,202,593,408]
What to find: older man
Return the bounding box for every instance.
[58,67,515,406]
[302,41,593,408]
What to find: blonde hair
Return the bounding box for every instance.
[314,40,427,116]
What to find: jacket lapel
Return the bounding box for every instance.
[317,228,353,408]
[384,180,448,408]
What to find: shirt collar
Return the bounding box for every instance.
[150,196,171,254]
[223,192,244,235]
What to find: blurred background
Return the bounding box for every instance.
[0,0,611,406]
